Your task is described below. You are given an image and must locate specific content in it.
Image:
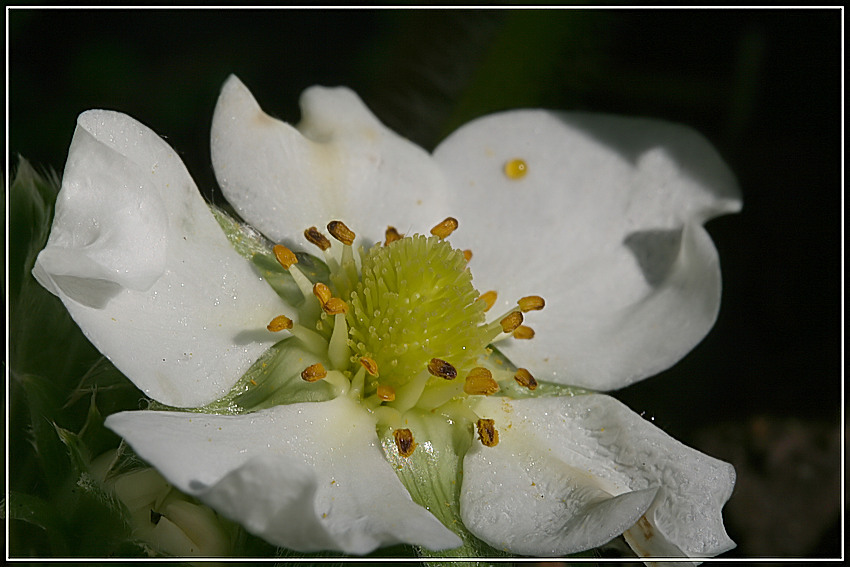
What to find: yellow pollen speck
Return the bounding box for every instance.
[477,290,498,312]
[360,357,379,376]
[430,217,458,239]
[427,358,457,380]
[500,311,524,333]
[301,363,327,382]
[462,249,473,263]
[384,226,403,245]
[322,297,349,315]
[393,428,417,457]
[504,158,528,179]
[464,368,500,396]
[512,325,535,340]
[267,314,293,332]
[514,368,538,390]
[327,220,355,246]
[518,295,545,312]
[313,282,333,305]
[273,244,298,269]
[476,419,499,447]
[304,227,331,251]
[377,384,396,401]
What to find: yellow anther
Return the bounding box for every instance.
[359,357,379,377]
[518,295,545,312]
[514,368,538,391]
[477,290,498,312]
[301,363,327,383]
[273,244,298,269]
[377,384,396,401]
[430,217,458,239]
[322,297,349,315]
[427,358,457,380]
[463,367,500,396]
[476,419,499,447]
[327,220,356,246]
[500,311,524,334]
[313,282,333,305]
[304,226,331,251]
[504,158,528,180]
[512,325,536,340]
[384,226,403,246]
[267,314,293,332]
[393,428,417,457]
[462,249,473,263]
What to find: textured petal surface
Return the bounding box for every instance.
[105,397,461,554]
[211,75,449,249]
[461,395,735,558]
[33,110,291,408]
[433,111,740,391]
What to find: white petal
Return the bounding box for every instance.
[433,111,741,390]
[33,110,292,408]
[211,75,449,248]
[460,396,735,558]
[105,397,461,554]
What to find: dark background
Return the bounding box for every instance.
[8,8,842,559]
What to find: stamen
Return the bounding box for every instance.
[477,290,498,312]
[512,325,535,340]
[313,282,333,306]
[427,358,457,380]
[267,314,293,332]
[500,311,524,334]
[463,367,500,396]
[385,226,403,245]
[327,220,355,246]
[518,295,545,312]
[273,244,298,269]
[430,217,458,240]
[322,297,349,315]
[476,419,499,447]
[393,428,417,457]
[359,357,379,377]
[377,384,396,402]
[504,158,528,180]
[301,363,327,383]
[304,227,331,251]
[514,368,538,390]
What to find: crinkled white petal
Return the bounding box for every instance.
[33,110,291,408]
[433,111,741,391]
[461,396,735,558]
[211,75,449,249]
[105,397,461,555]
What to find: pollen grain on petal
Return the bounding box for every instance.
[327,220,355,246]
[514,368,538,390]
[384,226,403,245]
[504,158,528,180]
[267,314,293,332]
[301,363,328,382]
[393,428,417,457]
[359,356,379,376]
[427,358,457,380]
[500,311,524,334]
[462,249,473,263]
[518,295,545,312]
[273,244,298,269]
[476,418,499,447]
[464,367,500,396]
[430,217,458,239]
[512,325,535,340]
[477,290,498,312]
[304,227,331,251]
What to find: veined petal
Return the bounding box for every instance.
[211,75,448,248]
[460,396,735,558]
[105,397,461,555]
[433,111,741,391]
[33,110,291,408]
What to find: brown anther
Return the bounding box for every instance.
[301,363,327,383]
[377,384,396,402]
[267,314,294,332]
[462,249,473,263]
[477,290,498,312]
[359,357,379,377]
[273,244,298,269]
[499,311,524,334]
[304,227,331,251]
[313,282,333,305]
[476,419,499,447]
[463,367,500,396]
[322,297,349,315]
[327,220,355,246]
[384,226,403,245]
[430,217,458,239]
[393,428,417,457]
[514,368,538,391]
[427,358,458,380]
[512,325,536,340]
[518,295,545,312]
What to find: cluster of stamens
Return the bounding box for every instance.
[263,217,545,458]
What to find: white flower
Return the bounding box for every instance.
[33,75,740,559]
